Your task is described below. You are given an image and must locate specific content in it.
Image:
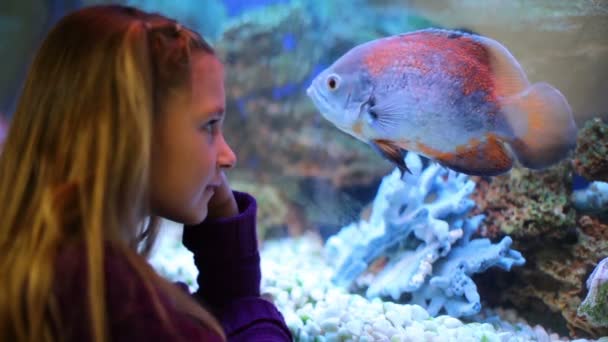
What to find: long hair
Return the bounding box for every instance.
[0,5,224,341]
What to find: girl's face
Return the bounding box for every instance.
[149,53,236,225]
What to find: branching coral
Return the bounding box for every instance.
[411,234,524,317]
[324,153,525,318]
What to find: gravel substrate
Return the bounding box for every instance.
[259,234,606,342]
[148,225,607,342]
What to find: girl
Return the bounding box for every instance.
[0,4,291,341]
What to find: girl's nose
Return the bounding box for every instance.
[218,134,237,169]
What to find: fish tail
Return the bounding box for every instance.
[502,82,578,169]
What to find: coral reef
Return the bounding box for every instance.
[469,122,608,338]
[324,153,525,318]
[573,118,608,182]
[470,162,576,239]
[475,214,608,338]
[578,257,608,328]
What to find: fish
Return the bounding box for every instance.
[306,28,578,176]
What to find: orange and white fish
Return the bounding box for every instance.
[306,28,578,176]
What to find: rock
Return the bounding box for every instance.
[573,118,608,183]
[578,257,608,328]
[471,162,576,239]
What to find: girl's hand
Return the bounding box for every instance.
[206,171,238,220]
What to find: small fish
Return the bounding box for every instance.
[306,28,578,176]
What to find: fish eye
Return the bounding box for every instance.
[326,74,340,91]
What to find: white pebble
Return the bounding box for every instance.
[282,309,303,331]
[403,323,425,341]
[390,334,403,342]
[304,320,321,335]
[422,319,438,332]
[325,332,340,342]
[372,316,398,337]
[298,302,314,319]
[349,295,368,308]
[423,330,439,341]
[359,334,373,342]
[317,306,343,322]
[480,332,500,342]
[337,326,350,338]
[276,290,289,305]
[345,320,363,335]
[438,315,463,329]
[386,308,408,328]
[410,305,430,321]
[310,288,325,302]
[369,297,384,314]
[320,317,340,332]
[369,330,389,340]
[481,323,495,331]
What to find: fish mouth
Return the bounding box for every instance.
[306,85,333,114]
[307,85,353,132]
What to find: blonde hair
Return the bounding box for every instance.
[0,5,224,341]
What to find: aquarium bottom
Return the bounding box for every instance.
[148,225,606,342]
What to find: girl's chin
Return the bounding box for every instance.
[182,208,208,226]
[181,189,215,225]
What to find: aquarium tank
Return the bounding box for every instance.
[1,0,608,341]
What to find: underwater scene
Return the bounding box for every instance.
[1,0,608,341]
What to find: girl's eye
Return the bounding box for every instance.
[201,119,220,134]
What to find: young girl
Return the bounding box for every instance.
[0,5,292,341]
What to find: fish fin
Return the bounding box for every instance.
[433,135,514,176]
[502,82,578,169]
[370,139,410,176]
[474,35,529,97]
[368,92,414,135]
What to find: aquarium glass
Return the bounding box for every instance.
[1,0,607,340]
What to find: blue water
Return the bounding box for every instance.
[223,0,290,16]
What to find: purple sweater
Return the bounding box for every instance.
[54,191,292,341]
